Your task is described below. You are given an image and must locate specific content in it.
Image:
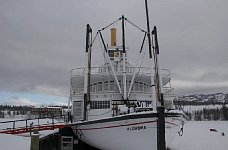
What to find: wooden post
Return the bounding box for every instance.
[157,106,166,150]
[13,121,15,134]
[26,120,28,132]
[30,129,40,150]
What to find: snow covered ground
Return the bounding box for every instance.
[0,120,227,150]
[0,118,60,150]
[0,134,30,150]
[170,121,228,150]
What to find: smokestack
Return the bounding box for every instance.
[111,28,117,46]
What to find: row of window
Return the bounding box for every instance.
[100,65,134,73]
[138,101,152,107]
[90,81,150,92]
[90,101,110,109]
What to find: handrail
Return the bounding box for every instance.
[70,67,171,78]
[0,115,66,124]
[0,115,68,134]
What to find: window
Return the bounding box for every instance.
[135,82,139,91]
[93,83,97,92]
[98,82,102,91]
[110,81,114,91]
[90,101,110,109]
[144,83,147,92]
[120,65,123,71]
[104,81,108,91]
[108,50,114,57]
[139,82,143,91]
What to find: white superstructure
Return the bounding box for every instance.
[68,18,186,150]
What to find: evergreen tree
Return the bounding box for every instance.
[222,105,228,120]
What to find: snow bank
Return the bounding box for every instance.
[0,134,30,150]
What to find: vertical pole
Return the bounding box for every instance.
[26,119,28,132]
[144,1,165,150]
[87,27,92,105]
[144,0,152,59]
[152,26,164,100]
[84,24,92,121]
[67,91,72,123]
[38,118,40,131]
[157,106,166,150]
[13,121,15,134]
[52,117,54,130]
[144,0,156,111]
[30,129,39,150]
[122,15,127,100]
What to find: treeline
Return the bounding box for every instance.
[185,105,228,121]
[174,100,228,106]
[0,105,68,118]
[0,105,32,111]
[0,105,33,118]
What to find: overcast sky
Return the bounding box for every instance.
[0,0,228,105]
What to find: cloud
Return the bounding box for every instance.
[1,96,37,106]
[0,0,228,100]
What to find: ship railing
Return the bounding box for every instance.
[163,86,174,94]
[71,87,155,95]
[0,115,68,135]
[70,67,171,78]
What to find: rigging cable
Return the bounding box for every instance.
[125,18,146,33]
[91,31,99,47]
[97,32,115,83]
[127,32,148,98]
[99,18,121,31]
[97,33,113,82]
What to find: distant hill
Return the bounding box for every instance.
[174,92,228,105]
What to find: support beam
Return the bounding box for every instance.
[157,106,166,150]
[122,15,127,100]
[144,0,157,110]
[84,24,92,121]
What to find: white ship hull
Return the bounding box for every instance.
[71,111,185,150]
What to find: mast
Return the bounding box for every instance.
[84,24,92,121]
[144,1,166,150]
[152,26,164,106]
[144,0,157,111]
[122,15,127,100]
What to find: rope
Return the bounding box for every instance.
[98,16,146,34]
[91,31,99,47]
[99,18,121,31]
[125,18,146,33]
[97,35,116,84]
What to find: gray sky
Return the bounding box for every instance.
[0,0,228,105]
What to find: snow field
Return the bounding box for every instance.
[170,121,228,150]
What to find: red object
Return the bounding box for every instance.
[0,124,67,134]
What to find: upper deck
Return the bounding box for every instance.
[70,64,171,95]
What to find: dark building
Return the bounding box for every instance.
[30,107,62,118]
